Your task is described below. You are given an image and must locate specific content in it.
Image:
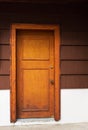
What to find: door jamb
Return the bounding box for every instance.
[10,24,60,122]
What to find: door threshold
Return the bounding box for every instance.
[14,118,58,125]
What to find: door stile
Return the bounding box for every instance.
[54,26,60,121]
[10,25,17,122]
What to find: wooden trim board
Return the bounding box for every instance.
[10,24,60,122]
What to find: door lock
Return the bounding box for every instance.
[50,80,54,85]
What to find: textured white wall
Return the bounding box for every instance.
[0,89,88,126]
[59,89,88,123]
[0,90,10,126]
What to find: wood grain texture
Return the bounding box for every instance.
[61,61,88,74]
[17,30,54,118]
[0,45,10,59]
[61,75,88,89]
[0,60,10,75]
[0,76,10,89]
[0,30,10,44]
[0,3,87,92]
[61,32,88,45]
[10,24,60,122]
[10,25,16,122]
[54,26,60,121]
[61,46,88,60]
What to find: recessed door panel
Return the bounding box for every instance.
[17,30,55,118]
[22,69,49,112]
[23,39,50,60]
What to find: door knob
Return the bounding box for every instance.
[50,66,54,69]
[50,80,54,85]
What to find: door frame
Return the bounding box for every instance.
[10,24,60,122]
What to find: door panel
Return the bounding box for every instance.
[22,69,49,111]
[23,39,50,60]
[17,30,54,118]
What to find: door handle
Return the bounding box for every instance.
[50,80,54,85]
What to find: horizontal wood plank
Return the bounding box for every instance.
[61,75,88,89]
[0,22,10,29]
[61,14,88,31]
[0,76,10,89]
[61,46,88,60]
[0,30,10,44]
[0,45,10,59]
[0,6,88,89]
[61,61,88,74]
[0,60,10,75]
[61,32,88,45]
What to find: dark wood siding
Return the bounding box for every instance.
[0,29,10,89]
[0,3,88,89]
[0,76,10,89]
[0,45,10,59]
[61,32,88,45]
[61,76,88,88]
[61,46,88,60]
[61,61,88,74]
[0,30,10,44]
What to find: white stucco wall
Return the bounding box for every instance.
[0,90,10,126]
[0,89,88,126]
[59,89,88,123]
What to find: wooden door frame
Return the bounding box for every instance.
[10,24,60,122]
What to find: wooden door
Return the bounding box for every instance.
[16,30,55,118]
[11,24,60,122]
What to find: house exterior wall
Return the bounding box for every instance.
[0,3,88,126]
[1,89,88,126]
